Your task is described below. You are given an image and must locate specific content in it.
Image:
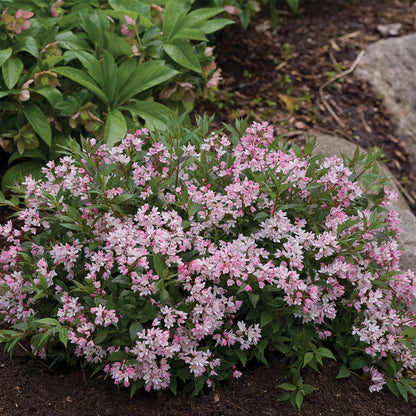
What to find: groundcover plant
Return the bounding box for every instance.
[1,119,416,409]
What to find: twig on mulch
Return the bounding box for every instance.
[319,50,366,128]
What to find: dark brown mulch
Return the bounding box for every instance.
[2,1,416,415]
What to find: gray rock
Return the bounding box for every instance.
[355,33,416,165]
[313,133,416,276]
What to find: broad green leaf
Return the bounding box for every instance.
[0,48,12,67]
[33,86,63,106]
[2,57,24,89]
[400,327,416,338]
[35,318,60,326]
[162,0,193,41]
[115,61,178,106]
[1,160,45,190]
[153,253,165,277]
[14,36,39,58]
[108,0,151,18]
[199,18,234,34]
[80,11,110,50]
[21,103,51,147]
[105,32,133,58]
[55,31,90,50]
[22,103,51,147]
[104,109,127,146]
[286,0,299,12]
[181,7,225,28]
[52,67,108,105]
[279,383,296,391]
[102,50,119,107]
[303,352,314,368]
[171,28,207,42]
[260,310,274,328]
[63,50,103,86]
[163,40,201,73]
[59,327,69,347]
[8,149,48,165]
[122,100,175,130]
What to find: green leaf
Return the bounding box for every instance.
[8,149,48,165]
[122,100,175,130]
[2,57,24,89]
[153,253,165,277]
[14,36,39,58]
[171,29,207,42]
[317,347,336,360]
[55,31,90,50]
[260,311,274,328]
[104,109,127,146]
[115,60,178,106]
[400,327,416,338]
[35,318,60,326]
[198,19,234,34]
[0,48,12,67]
[1,161,45,191]
[162,0,193,41]
[336,365,351,379]
[22,103,52,147]
[235,348,247,367]
[105,32,132,58]
[52,67,108,105]
[164,40,201,73]
[59,327,68,347]
[303,352,314,368]
[295,390,303,410]
[108,0,151,18]
[286,0,299,12]
[33,86,63,106]
[279,383,296,391]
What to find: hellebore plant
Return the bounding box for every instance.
[1,119,416,408]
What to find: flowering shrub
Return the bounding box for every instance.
[1,119,416,408]
[0,0,231,189]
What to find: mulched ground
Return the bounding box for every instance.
[2,0,416,415]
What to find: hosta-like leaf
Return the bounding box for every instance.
[162,0,193,41]
[14,36,39,58]
[104,109,127,146]
[0,48,12,67]
[33,86,63,106]
[122,100,175,130]
[2,57,24,89]
[163,40,201,73]
[52,67,108,106]
[22,103,52,147]
[115,61,178,107]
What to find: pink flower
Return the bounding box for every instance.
[50,0,65,17]
[18,79,34,102]
[121,15,137,38]
[13,9,34,34]
[2,8,33,35]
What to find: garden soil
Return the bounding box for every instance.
[2,0,416,415]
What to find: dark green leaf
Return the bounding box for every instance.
[122,100,175,130]
[22,103,52,146]
[164,40,201,73]
[104,109,127,146]
[2,57,24,89]
[0,48,12,67]
[1,161,45,191]
[336,365,351,379]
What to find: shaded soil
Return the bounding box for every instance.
[2,1,416,415]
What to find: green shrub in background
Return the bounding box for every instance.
[0,0,232,189]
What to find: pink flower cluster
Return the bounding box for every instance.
[1,122,416,393]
